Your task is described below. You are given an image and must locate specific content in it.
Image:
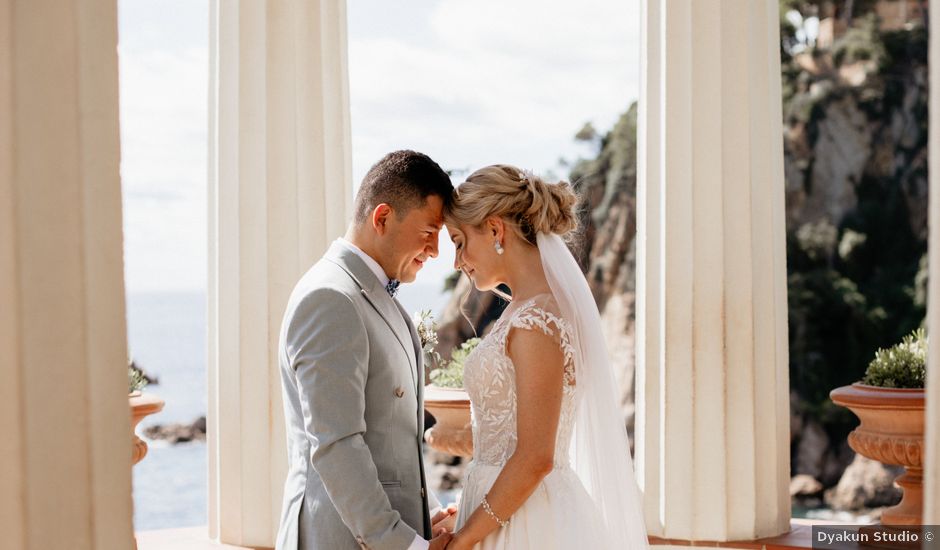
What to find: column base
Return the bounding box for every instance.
[136,527,270,550]
[649,519,853,550]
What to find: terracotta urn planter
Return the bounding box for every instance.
[424,385,473,457]
[129,391,165,465]
[830,383,925,525]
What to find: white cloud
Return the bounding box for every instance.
[348,0,639,181]
[121,194,206,294]
[116,0,640,299]
[348,0,640,295]
[119,38,208,293]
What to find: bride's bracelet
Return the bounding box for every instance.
[481,494,509,527]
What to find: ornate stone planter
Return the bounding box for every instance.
[830,383,925,525]
[129,391,165,465]
[424,385,472,457]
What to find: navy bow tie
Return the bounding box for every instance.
[385,279,400,298]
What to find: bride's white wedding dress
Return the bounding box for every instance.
[454,293,614,549]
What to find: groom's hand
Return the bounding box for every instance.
[431,504,458,533]
[429,530,452,550]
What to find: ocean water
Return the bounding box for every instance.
[128,282,449,531]
[127,291,207,531]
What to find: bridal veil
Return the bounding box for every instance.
[537,232,649,549]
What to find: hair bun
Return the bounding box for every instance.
[446,164,579,246]
[520,171,578,236]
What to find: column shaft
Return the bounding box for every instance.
[0,1,133,548]
[637,0,791,540]
[208,0,353,545]
[925,0,940,525]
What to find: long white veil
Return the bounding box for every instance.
[537,232,649,549]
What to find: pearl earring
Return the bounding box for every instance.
[494,240,504,255]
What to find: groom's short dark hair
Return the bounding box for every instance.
[354,150,453,224]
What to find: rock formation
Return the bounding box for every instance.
[143,416,207,444]
[431,7,926,514]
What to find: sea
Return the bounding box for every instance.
[128,282,451,531]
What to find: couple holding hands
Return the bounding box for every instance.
[276,150,647,550]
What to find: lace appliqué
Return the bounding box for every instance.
[462,294,578,468]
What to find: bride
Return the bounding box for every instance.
[441,165,649,550]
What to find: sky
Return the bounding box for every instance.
[117,0,640,307]
[118,0,209,294]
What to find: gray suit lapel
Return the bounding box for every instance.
[395,300,424,396]
[324,243,419,385]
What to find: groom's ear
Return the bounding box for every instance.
[371,204,393,235]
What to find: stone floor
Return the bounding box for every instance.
[649,520,821,549]
[136,527,268,550]
[137,519,834,550]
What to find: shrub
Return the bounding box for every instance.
[128,362,149,394]
[861,328,926,388]
[429,338,481,389]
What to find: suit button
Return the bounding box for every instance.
[420,487,426,498]
[395,386,404,398]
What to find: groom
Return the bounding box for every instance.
[276,150,455,550]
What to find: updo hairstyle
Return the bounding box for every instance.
[446,164,578,245]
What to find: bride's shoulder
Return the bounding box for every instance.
[503,294,576,374]
[521,292,562,314]
[506,293,569,336]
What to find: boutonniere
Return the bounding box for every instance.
[413,309,442,369]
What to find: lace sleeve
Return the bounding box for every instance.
[505,301,577,386]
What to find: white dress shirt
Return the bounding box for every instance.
[338,237,391,288]
[335,238,439,550]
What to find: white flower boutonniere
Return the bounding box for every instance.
[413,310,482,389]
[414,309,442,369]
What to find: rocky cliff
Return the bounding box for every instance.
[783,12,927,514]
[432,9,927,514]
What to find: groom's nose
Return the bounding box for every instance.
[426,235,439,258]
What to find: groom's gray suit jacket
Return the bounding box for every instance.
[276,241,432,550]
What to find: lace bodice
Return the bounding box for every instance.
[463,294,577,468]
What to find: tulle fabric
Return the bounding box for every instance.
[456,463,613,549]
[537,232,648,549]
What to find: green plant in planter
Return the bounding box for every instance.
[129,361,148,394]
[861,328,926,388]
[430,338,481,389]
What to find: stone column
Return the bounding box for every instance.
[636,0,791,540]
[924,0,940,525]
[208,0,353,545]
[0,1,134,549]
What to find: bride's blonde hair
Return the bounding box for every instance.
[446,164,578,245]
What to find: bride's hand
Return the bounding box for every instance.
[432,504,458,533]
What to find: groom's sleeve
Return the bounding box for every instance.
[287,288,418,550]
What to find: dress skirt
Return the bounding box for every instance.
[455,462,615,549]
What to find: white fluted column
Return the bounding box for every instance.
[0,1,133,549]
[637,0,791,540]
[208,0,353,545]
[924,0,940,525]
